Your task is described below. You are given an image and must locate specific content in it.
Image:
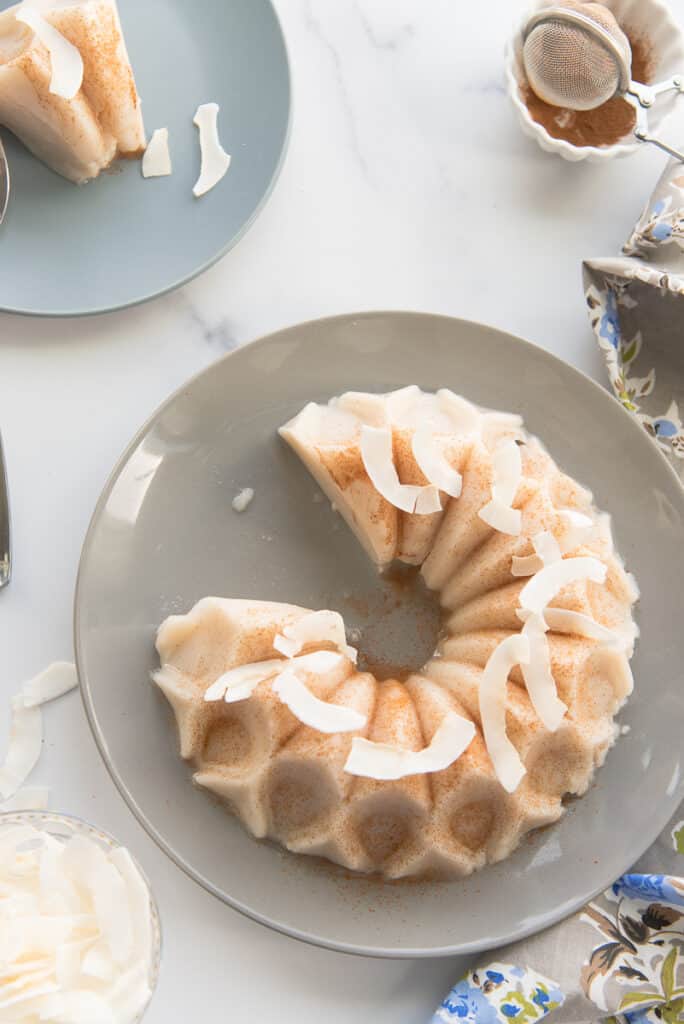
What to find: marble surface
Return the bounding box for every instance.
[2,1,684,1020]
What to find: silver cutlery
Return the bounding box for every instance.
[0,433,11,589]
[0,137,9,226]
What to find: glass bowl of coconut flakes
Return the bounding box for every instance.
[0,811,161,1024]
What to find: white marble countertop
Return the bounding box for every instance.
[2,0,684,1020]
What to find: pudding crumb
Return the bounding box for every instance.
[232,487,254,512]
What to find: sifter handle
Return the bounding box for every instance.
[633,128,684,163]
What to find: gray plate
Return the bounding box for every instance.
[75,312,684,958]
[0,0,290,316]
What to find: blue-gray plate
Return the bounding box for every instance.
[0,0,290,316]
[75,313,684,958]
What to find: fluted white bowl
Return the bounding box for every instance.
[505,0,684,161]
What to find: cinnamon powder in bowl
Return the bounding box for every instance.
[505,0,684,163]
[521,35,655,148]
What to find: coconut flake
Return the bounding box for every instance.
[142,128,172,178]
[518,556,607,619]
[543,607,628,648]
[62,837,133,966]
[0,828,153,1024]
[360,425,441,514]
[0,696,42,800]
[109,847,152,971]
[557,508,595,553]
[204,649,345,705]
[193,102,231,198]
[22,662,78,708]
[231,487,254,513]
[521,614,568,731]
[479,634,530,792]
[273,610,357,662]
[271,665,366,733]
[533,531,562,566]
[478,439,522,536]
[411,425,463,498]
[559,509,593,529]
[511,554,543,577]
[42,989,117,1024]
[479,500,521,536]
[16,6,83,99]
[81,946,116,982]
[344,711,475,780]
[492,439,522,505]
[437,390,482,433]
[1,786,49,812]
[511,530,563,577]
[204,658,283,703]
[414,486,443,514]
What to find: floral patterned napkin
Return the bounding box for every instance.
[584,158,684,472]
[432,810,684,1024]
[432,162,684,1024]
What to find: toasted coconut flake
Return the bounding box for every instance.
[107,962,151,1022]
[492,438,521,505]
[478,439,522,536]
[142,128,172,178]
[55,942,84,990]
[81,946,116,982]
[0,978,59,1013]
[543,607,630,648]
[411,425,463,498]
[437,390,482,433]
[511,553,543,577]
[479,634,529,792]
[62,837,133,964]
[271,665,366,733]
[273,610,357,662]
[360,425,441,513]
[521,614,568,731]
[42,989,117,1024]
[511,530,562,577]
[533,531,562,566]
[0,827,153,1024]
[16,7,83,99]
[204,658,283,703]
[558,509,594,552]
[205,650,344,705]
[193,103,231,197]
[0,697,42,800]
[414,485,442,514]
[344,710,475,779]
[518,557,607,619]
[22,662,78,708]
[109,847,152,970]
[479,499,521,536]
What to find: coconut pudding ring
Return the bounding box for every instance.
[153,387,638,881]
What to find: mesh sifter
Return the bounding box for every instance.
[522,3,684,159]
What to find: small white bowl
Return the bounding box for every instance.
[505,0,684,162]
[0,811,162,1023]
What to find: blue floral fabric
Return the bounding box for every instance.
[434,964,564,1024]
[584,156,684,480]
[432,817,684,1024]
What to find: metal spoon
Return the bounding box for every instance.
[0,433,11,589]
[0,137,9,225]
